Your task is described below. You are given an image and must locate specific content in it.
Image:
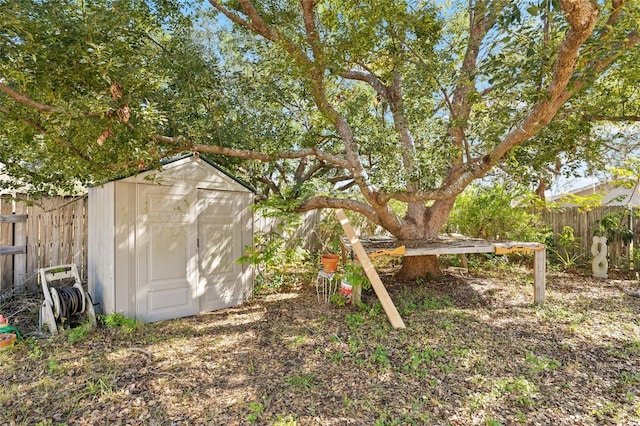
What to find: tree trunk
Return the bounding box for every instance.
[393,197,456,280]
[396,255,442,280]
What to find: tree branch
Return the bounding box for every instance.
[469,0,603,180]
[0,82,112,119]
[296,196,380,223]
[154,134,350,168]
[208,0,279,42]
[0,83,54,112]
[583,115,640,122]
[340,69,389,99]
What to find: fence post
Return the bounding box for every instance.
[13,202,27,293]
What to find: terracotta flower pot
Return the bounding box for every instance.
[0,333,16,351]
[321,254,340,273]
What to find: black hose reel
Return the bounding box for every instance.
[39,264,97,335]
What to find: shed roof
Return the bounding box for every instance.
[97,153,255,193]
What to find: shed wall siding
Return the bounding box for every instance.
[114,181,136,317]
[88,183,115,315]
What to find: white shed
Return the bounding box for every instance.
[88,154,254,322]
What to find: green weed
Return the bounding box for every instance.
[493,376,537,407]
[422,295,452,310]
[327,350,345,363]
[273,414,297,425]
[619,371,640,385]
[99,312,138,333]
[86,378,114,398]
[288,335,309,349]
[330,292,348,306]
[346,312,364,331]
[246,401,264,423]
[27,338,44,360]
[591,401,619,422]
[348,337,363,354]
[372,345,389,368]
[48,357,60,375]
[67,323,91,343]
[525,353,561,374]
[286,373,317,390]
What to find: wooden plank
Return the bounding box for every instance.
[13,202,27,292]
[0,214,28,223]
[0,198,13,291]
[26,199,41,285]
[534,248,546,304]
[61,201,73,265]
[405,245,494,256]
[336,209,405,329]
[49,197,61,266]
[41,202,52,267]
[0,246,27,255]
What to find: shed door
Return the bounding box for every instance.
[137,185,198,322]
[197,189,248,312]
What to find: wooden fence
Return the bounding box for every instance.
[0,195,88,296]
[542,206,639,269]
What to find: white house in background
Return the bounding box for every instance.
[550,179,640,207]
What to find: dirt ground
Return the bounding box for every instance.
[1,266,639,425]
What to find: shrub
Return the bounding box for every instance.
[446,184,548,242]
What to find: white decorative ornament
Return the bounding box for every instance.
[591,236,608,279]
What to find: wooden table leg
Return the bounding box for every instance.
[534,248,546,304]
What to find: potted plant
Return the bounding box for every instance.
[321,253,340,273]
[341,262,369,305]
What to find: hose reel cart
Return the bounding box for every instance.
[39,264,97,334]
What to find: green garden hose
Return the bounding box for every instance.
[0,325,21,340]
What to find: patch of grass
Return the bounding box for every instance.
[288,334,309,349]
[86,378,115,399]
[99,312,139,333]
[525,353,561,375]
[624,339,640,355]
[348,337,363,354]
[246,401,264,423]
[421,295,452,310]
[493,376,538,407]
[366,302,384,318]
[67,322,92,343]
[619,371,640,385]
[372,345,389,368]
[438,320,455,331]
[535,305,587,326]
[346,312,364,331]
[591,401,620,422]
[326,350,345,363]
[48,357,61,375]
[286,373,317,390]
[26,338,44,359]
[273,414,297,425]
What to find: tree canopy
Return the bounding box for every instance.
[0,0,225,193]
[1,0,639,275]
